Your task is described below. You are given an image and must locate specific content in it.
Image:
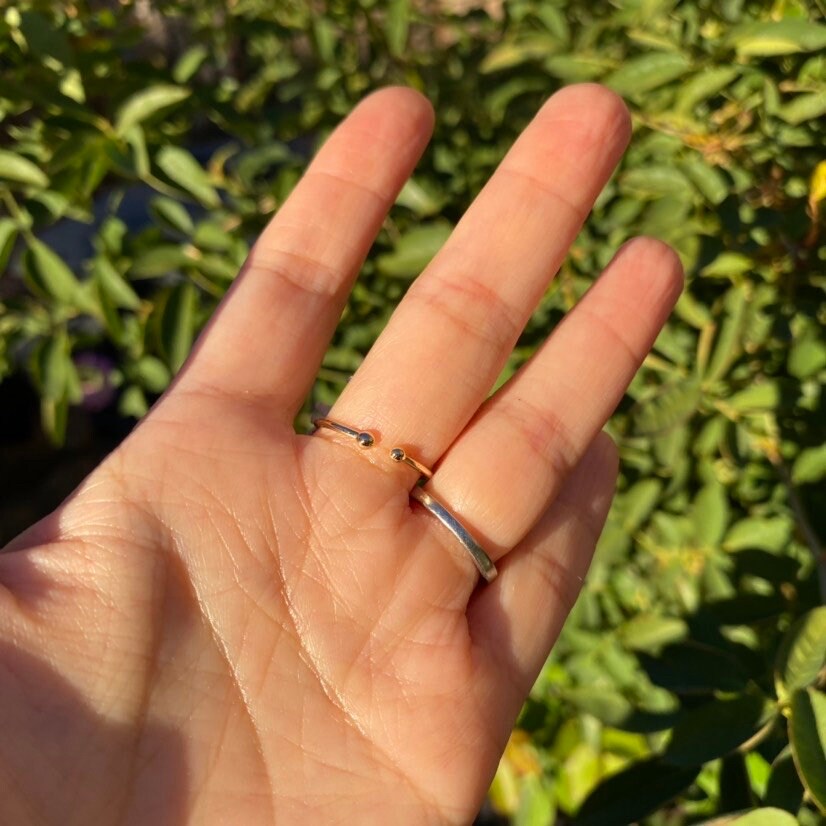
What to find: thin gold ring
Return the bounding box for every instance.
[389,447,433,481]
[312,417,375,448]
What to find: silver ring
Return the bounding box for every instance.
[410,487,498,583]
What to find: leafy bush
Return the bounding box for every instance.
[1,1,825,824]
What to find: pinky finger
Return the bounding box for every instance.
[467,432,618,735]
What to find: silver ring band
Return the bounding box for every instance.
[410,487,498,583]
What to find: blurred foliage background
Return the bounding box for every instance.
[1,0,825,824]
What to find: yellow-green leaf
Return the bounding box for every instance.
[729,20,826,56]
[0,149,48,188]
[633,379,701,436]
[779,89,826,125]
[25,238,82,304]
[115,84,191,136]
[775,608,826,700]
[376,221,452,279]
[480,35,560,73]
[604,52,691,96]
[156,146,220,208]
[161,281,198,373]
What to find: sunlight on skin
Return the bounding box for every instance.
[0,85,681,825]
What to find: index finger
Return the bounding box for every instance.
[177,87,435,416]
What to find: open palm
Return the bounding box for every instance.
[0,85,682,825]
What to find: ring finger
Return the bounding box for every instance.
[419,236,683,583]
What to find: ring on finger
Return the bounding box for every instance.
[411,487,498,583]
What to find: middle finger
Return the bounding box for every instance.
[327,84,630,463]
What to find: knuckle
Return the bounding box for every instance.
[406,268,524,357]
[496,395,579,482]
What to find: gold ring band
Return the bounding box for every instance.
[312,417,375,448]
[389,447,433,481]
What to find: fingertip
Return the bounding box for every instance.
[543,83,632,149]
[625,235,686,298]
[359,85,435,138]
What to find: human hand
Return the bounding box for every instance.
[0,84,682,825]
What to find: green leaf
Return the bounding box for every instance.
[617,614,688,653]
[775,608,826,699]
[621,166,694,199]
[692,481,729,546]
[131,245,191,278]
[515,775,555,826]
[17,10,73,66]
[621,479,662,532]
[480,35,559,73]
[93,257,140,310]
[675,67,740,112]
[723,517,792,553]
[161,281,198,373]
[544,55,612,82]
[33,330,70,400]
[727,809,799,826]
[395,178,447,218]
[633,379,701,436]
[173,45,208,84]
[664,693,771,766]
[0,149,48,188]
[119,385,148,419]
[705,284,748,382]
[575,758,699,826]
[115,84,190,136]
[792,444,826,485]
[779,90,826,125]
[25,238,82,304]
[149,196,194,236]
[385,0,410,58]
[564,687,634,726]
[604,52,691,96]
[641,642,749,694]
[376,221,452,278]
[680,158,729,205]
[124,126,150,178]
[0,218,18,272]
[788,338,826,379]
[726,381,780,412]
[192,220,234,252]
[59,67,85,103]
[40,396,69,446]
[789,687,826,814]
[729,20,826,56]
[764,748,804,814]
[156,146,220,208]
[196,253,238,281]
[701,252,753,279]
[133,356,171,394]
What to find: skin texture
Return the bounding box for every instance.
[0,85,683,825]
